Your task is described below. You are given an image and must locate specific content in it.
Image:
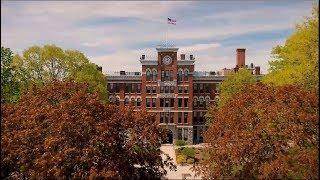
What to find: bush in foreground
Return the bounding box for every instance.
[1,81,172,179]
[198,84,319,179]
[175,140,187,146]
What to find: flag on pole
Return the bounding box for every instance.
[167,18,176,25]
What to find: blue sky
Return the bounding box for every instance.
[1,1,316,74]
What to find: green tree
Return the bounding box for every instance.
[1,47,19,103]
[12,44,108,102]
[217,68,257,108]
[262,5,319,91]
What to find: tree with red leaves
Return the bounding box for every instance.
[198,84,319,179]
[1,80,174,179]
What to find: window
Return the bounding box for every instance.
[178,70,183,82]
[171,99,174,107]
[160,112,164,123]
[178,98,183,107]
[125,84,131,93]
[146,98,151,108]
[136,98,141,107]
[170,112,173,123]
[184,98,188,107]
[165,70,169,81]
[115,83,120,93]
[178,86,183,94]
[146,86,151,94]
[152,86,156,94]
[184,87,188,94]
[200,84,204,93]
[160,86,164,93]
[116,97,120,106]
[205,96,211,107]
[165,86,169,93]
[152,98,156,107]
[146,69,151,81]
[130,98,135,106]
[193,84,198,93]
[193,112,198,124]
[184,69,189,81]
[161,71,165,81]
[125,97,129,106]
[199,97,204,107]
[152,69,157,81]
[109,83,114,93]
[137,84,141,93]
[205,84,210,93]
[199,112,204,123]
[184,128,188,141]
[178,128,182,140]
[178,112,182,123]
[165,112,170,123]
[184,113,188,123]
[160,99,164,107]
[132,84,136,93]
[170,86,175,93]
[193,97,198,107]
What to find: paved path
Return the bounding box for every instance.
[161,144,202,180]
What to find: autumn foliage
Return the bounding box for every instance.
[199,84,319,179]
[1,81,170,179]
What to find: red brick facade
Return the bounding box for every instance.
[107,47,262,144]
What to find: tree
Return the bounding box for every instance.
[1,47,20,103]
[217,68,257,108]
[198,84,319,179]
[262,5,319,91]
[12,44,108,102]
[1,80,173,179]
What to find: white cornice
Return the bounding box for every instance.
[177,60,195,65]
[140,60,158,65]
[156,47,179,52]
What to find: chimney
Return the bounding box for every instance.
[236,48,246,67]
[180,54,185,60]
[96,65,102,72]
[255,66,260,75]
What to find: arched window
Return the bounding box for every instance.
[199,96,204,107]
[152,69,157,81]
[178,69,183,82]
[193,96,198,107]
[131,97,135,106]
[184,69,189,81]
[136,97,141,107]
[116,96,120,106]
[109,96,115,103]
[146,69,151,81]
[124,96,130,106]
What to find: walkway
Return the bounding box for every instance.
[161,144,202,180]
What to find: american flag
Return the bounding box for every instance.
[167,18,176,25]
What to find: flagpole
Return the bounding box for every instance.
[166,19,168,47]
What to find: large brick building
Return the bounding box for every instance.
[106,46,262,144]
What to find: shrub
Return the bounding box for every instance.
[175,140,187,146]
[186,158,195,164]
[182,147,195,158]
[176,154,187,165]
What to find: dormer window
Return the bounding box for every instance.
[180,54,185,60]
[190,55,194,60]
[141,54,145,60]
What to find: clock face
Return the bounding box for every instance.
[162,55,172,65]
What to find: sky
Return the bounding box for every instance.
[1,1,316,74]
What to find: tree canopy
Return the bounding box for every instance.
[1,47,20,103]
[262,5,319,91]
[198,84,319,179]
[217,68,257,108]
[1,80,173,179]
[11,44,108,102]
